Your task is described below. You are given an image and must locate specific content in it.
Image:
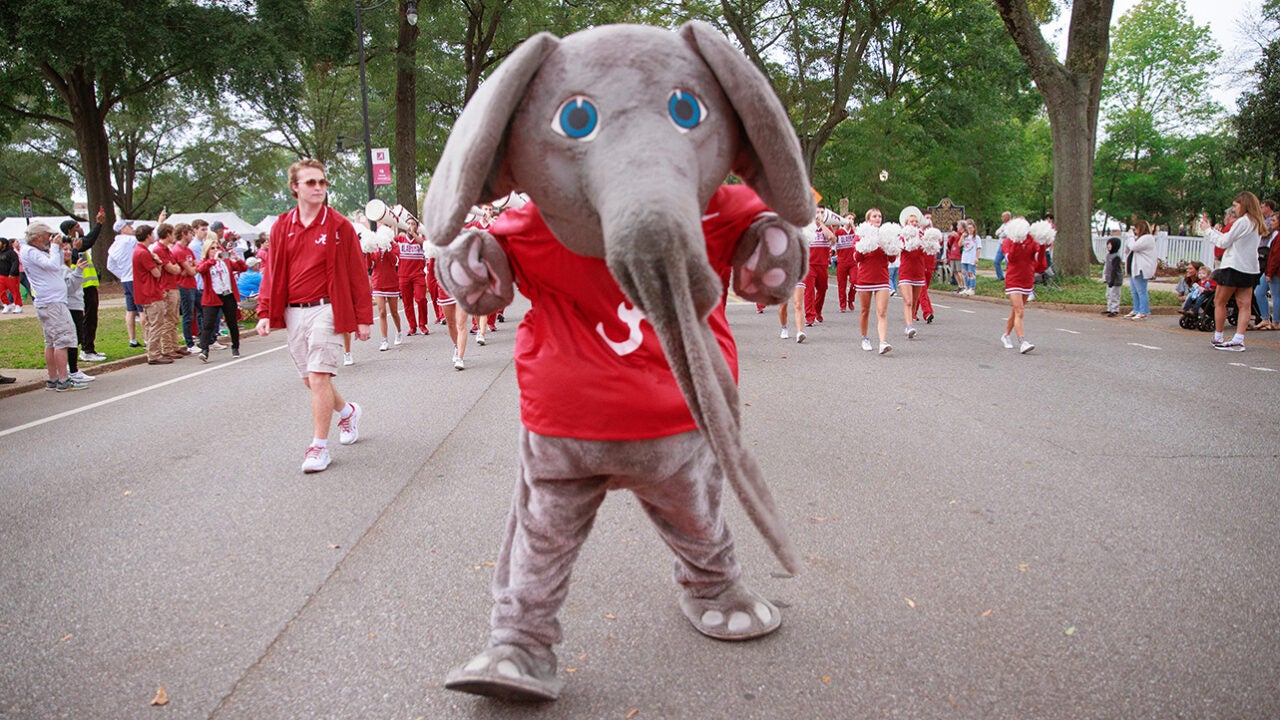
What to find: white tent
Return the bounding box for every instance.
[0,216,89,241]
[255,214,278,236]
[165,211,261,240]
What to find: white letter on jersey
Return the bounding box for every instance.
[596,302,646,356]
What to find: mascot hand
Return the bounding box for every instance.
[731,213,808,306]
[436,228,515,316]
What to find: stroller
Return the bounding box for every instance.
[1180,289,1260,332]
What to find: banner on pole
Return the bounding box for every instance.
[372,147,392,186]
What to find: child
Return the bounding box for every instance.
[1103,237,1123,317]
[1181,265,1216,316]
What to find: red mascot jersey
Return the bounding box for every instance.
[489,185,769,440]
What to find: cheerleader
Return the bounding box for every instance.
[833,213,857,312]
[896,206,926,339]
[358,220,403,351]
[999,218,1051,354]
[916,225,942,324]
[853,209,899,354]
[803,213,836,325]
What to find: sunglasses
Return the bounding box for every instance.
[298,178,330,188]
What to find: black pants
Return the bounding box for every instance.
[82,286,99,353]
[67,309,84,373]
[199,294,239,352]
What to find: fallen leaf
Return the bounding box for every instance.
[150,686,169,706]
[895,406,902,411]
[578,654,587,661]
[124,490,132,496]
[1064,626,1076,636]
[564,667,577,673]
[328,544,340,549]
[809,516,828,522]
[368,632,376,639]
[604,613,616,620]
[832,514,841,521]
[821,676,832,684]
[948,500,957,505]
[904,597,916,608]
[981,609,993,618]
[1017,564,1029,572]
[482,561,495,567]
[627,710,640,718]
[59,633,73,643]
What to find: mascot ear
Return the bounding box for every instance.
[422,32,560,247]
[680,20,815,227]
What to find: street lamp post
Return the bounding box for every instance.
[356,0,417,202]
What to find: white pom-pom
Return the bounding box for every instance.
[854,222,880,253]
[902,225,923,251]
[1029,219,1056,247]
[921,227,943,254]
[356,223,379,253]
[878,222,903,256]
[1004,218,1031,244]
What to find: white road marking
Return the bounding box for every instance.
[1230,362,1277,372]
[0,345,288,438]
[1252,367,1277,372]
[958,309,976,314]
[933,303,952,309]
[1127,343,1161,350]
[1057,329,1081,335]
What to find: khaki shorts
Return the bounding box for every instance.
[285,304,342,376]
[35,302,77,349]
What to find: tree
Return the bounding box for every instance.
[994,0,1115,276]
[0,0,273,239]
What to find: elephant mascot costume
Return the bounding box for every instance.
[423,20,815,702]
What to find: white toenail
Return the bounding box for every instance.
[464,656,489,672]
[495,660,522,679]
[701,610,725,626]
[765,226,787,254]
[762,268,786,287]
[754,602,772,623]
[728,611,751,632]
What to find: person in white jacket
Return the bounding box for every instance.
[1200,191,1264,351]
[1123,219,1158,320]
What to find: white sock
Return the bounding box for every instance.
[312,438,327,448]
[1214,332,1224,342]
[1233,333,1244,343]
[338,402,354,419]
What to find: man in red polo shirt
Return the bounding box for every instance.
[257,159,373,473]
[131,225,170,365]
[152,223,186,358]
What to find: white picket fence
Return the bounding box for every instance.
[974,233,1213,268]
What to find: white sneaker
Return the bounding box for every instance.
[393,332,403,346]
[1,305,9,314]
[780,327,789,339]
[1019,340,1035,354]
[301,445,331,473]
[476,334,487,346]
[337,402,362,445]
[796,330,806,344]
[860,337,873,352]
[905,326,917,339]
[1001,334,1014,349]
[69,370,95,382]
[453,357,466,370]
[878,341,892,355]
[379,338,389,351]
[210,342,227,351]
[12,305,21,313]
[343,352,354,366]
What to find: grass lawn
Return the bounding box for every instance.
[0,312,149,370]
[929,274,1179,306]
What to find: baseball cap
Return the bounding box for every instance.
[246,257,261,269]
[210,221,225,231]
[113,219,133,232]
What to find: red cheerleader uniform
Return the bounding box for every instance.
[853,241,891,292]
[803,224,832,323]
[833,226,856,311]
[898,229,928,287]
[368,249,399,297]
[1002,236,1046,296]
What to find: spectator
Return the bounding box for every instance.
[238,256,263,297]
[131,224,171,365]
[1201,191,1264,351]
[16,223,87,391]
[171,223,202,352]
[1260,212,1280,331]
[150,223,186,357]
[1252,201,1275,329]
[61,242,95,383]
[105,219,142,347]
[1175,261,1204,304]
[959,219,981,295]
[0,238,22,313]
[1179,265,1215,317]
[1102,237,1124,317]
[195,234,247,361]
[61,208,106,360]
[1124,219,1157,320]
[994,210,1012,280]
[946,221,963,288]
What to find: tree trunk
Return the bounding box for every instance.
[395,2,419,212]
[1048,92,1094,273]
[65,67,118,279]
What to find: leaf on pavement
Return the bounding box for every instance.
[1064,626,1076,636]
[981,609,993,618]
[821,675,832,683]
[604,613,616,620]
[150,686,169,706]
[809,516,828,522]
[482,561,495,567]
[904,597,916,608]
[1017,563,1029,572]
[627,710,640,718]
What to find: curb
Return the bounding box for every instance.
[0,351,151,400]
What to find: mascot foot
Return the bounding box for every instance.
[444,644,563,702]
[680,582,781,640]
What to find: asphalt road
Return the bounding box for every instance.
[1,292,1277,720]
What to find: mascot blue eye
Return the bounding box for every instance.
[553,96,599,141]
[668,90,705,131]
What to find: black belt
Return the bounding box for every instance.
[287,297,330,308]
